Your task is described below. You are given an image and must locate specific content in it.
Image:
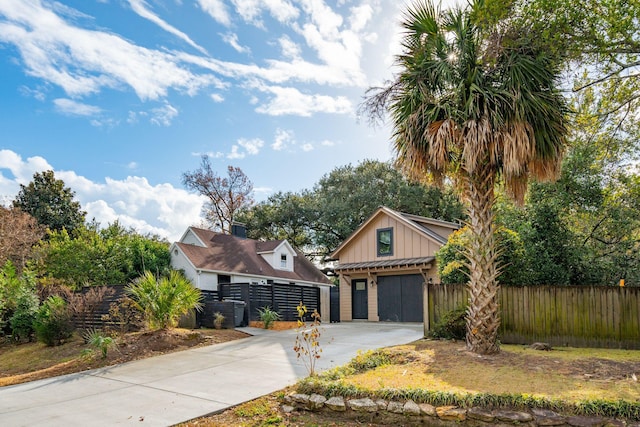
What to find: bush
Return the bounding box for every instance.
[0,261,39,340]
[213,312,225,329]
[33,296,74,346]
[257,306,281,329]
[9,290,39,342]
[126,270,203,330]
[428,305,467,340]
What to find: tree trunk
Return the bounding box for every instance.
[464,165,501,355]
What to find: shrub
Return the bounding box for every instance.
[257,306,281,329]
[9,289,39,342]
[428,305,467,340]
[33,296,74,346]
[126,270,203,330]
[213,312,225,329]
[0,261,39,340]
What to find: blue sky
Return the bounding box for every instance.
[0,0,455,241]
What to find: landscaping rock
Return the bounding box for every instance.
[437,406,467,421]
[419,403,437,416]
[531,408,566,426]
[375,399,388,410]
[348,398,378,412]
[403,400,421,416]
[467,407,495,422]
[529,342,552,351]
[308,394,326,409]
[281,405,295,414]
[495,409,534,423]
[325,396,346,412]
[566,415,607,427]
[290,393,310,405]
[387,401,404,413]
[603,420,625,427]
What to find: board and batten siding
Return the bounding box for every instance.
[339,215,441,263]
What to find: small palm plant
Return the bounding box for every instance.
[257,306,281,329]
[126,270,203,330]
[82,329,115,359]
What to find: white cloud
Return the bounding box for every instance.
[54,98,102,116]
[320,139,335,147]
[301,143,314,152]
[227,145,244,159]
[278,35,301,59]
[0,149,203,241]
[238,138,264,155]
[210,93,224,102]
[150,103,178,126]
[230,0,299,26]
[0,1,221,101]
[128,0,208,54]
[197,0,231,26]
[272,128,294,151]
[253,84,352,116]
[221,32,250,54]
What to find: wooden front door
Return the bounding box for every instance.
[352,279,368,319]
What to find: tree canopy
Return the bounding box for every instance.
[13,170,86,234]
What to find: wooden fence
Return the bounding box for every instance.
[427,284,640,349]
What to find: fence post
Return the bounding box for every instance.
[423,281,430,337]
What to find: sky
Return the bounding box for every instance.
[0,0,456,242]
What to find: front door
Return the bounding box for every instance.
[352,279,368,319]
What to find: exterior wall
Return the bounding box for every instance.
[181,229,204,246]
[338,214,442,264]
[339,275,353,321]
[261,246,295,272]
[319,286,330,322]
[368,278,379,321]
[170,249,195,282]
[424,223,457,240]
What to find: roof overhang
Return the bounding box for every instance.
[334,256,435,274]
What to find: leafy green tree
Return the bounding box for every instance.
[13,170,86,234]
[126,270,203,330]
[436,226,526,286]
[240,191,315,251]
[362,0,568,354]
[33,222,170,289]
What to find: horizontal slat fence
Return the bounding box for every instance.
[428,284,640,349]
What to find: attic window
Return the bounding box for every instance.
[377,227,393,257]
[280,254,287,268]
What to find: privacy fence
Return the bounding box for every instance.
[428,284,640,349]
[197,283,321,327]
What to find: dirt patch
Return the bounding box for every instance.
[0,328,249,387]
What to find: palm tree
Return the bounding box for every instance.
[363,0,568,354]
[127,270,203,330]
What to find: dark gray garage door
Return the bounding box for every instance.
[377,274,423,322]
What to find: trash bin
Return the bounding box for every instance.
[224,299,246,327]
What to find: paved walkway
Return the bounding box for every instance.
[0,323,423,426]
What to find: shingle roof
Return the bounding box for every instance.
[177,228,331,285]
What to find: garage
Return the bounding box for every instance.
[377,274,424,322]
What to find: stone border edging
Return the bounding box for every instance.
[283,393,640,427]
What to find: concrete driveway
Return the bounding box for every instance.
[0,322,423,426]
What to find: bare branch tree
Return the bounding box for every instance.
[182,156,254,233]
[0,206,45,272]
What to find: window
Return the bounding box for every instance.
[280,254,287,268]
[377,228,393,256]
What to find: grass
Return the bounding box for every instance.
[320,341,640,403]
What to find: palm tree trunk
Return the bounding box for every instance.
[464,164,501,355]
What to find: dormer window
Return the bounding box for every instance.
[281,254,287,268]
[377,227,393,256]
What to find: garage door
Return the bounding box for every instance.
[377,274,423,322]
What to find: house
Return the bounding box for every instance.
[170,225,333,320]
[330,206,460,322]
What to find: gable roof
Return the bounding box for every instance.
[174,227,331,285]
[330,206,460,259]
